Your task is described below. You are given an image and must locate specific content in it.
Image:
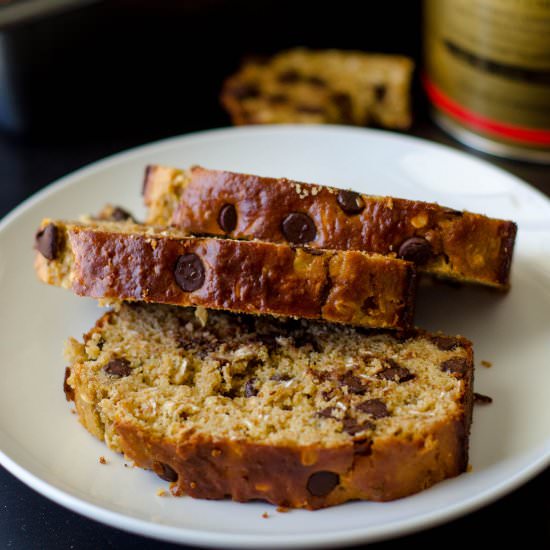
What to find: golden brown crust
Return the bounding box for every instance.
[104,405,471,509]
[35,220,416,330]
[144,165,516,289]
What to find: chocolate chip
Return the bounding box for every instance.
[353,439,373,456]
[114,207,135,222]
[270,373,292,382]
[103,358,132,377]
[244,378,258,397]
[374,85,387,101]
[441,357,469,378]
[316,407,337,419]
[156,462,178,482]
[281,213,316,244]
[35,223,58,260]
[343,417,375,435]
[228,82,260,99]
[331,92,353,122]
[377,361,415,383]
[63,367,74,402]
[268,93,288,104]
[218,204,237,233]
[336,190,365,215]
[430,335,459,351]
[296,105,325,114]
[339,372,367,394]
[398,237,433,265]
[277,69,301,83]
[306,471,339,496]
[356,398,389,419]
[474,392,493,404]
[307,75,326,87]
[174,253,205,292]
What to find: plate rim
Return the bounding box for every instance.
[1,124,549,547]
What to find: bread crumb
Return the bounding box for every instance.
[157,489,168,497]
[99,456,107,465]
[481,360,492,368]
[474,392,493,404]
[276,506,289,513]
[170,484,184,497]
[195,306,208,327]
[262,512,269,519]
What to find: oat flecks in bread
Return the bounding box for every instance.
[221,48,414,129]
[143,165,517,290]
[34,219,416,330]
[65,303,474,509]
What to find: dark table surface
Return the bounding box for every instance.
[1,112,550,548]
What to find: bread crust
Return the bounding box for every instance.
[144,165,516,289]
[35,220,416,330]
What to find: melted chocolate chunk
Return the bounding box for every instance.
[110,206,134,222]
[377,361,415,383]
[339,372,367,395]
[244,378,258,397]
[430,335,459,351]
[281,212,316,244]
[316,406,337,419]
[398,237,433,265]
[63,367,74,402]
[174,253,206,292]
[35,223,58,260]
[156,462,178,482]
[103,358,132,378]
[336,190,365,215]
[353,439,373,456]
[440,357,469,378]
[343,417,375,435]
[306,471,339,496]
[270,373,292,382]
[356,398,389,419]
[218,204,237,233]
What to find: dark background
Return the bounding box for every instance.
[1,1,549,548]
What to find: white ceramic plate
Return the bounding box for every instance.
[1,126,549,548]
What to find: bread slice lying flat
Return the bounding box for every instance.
[64,303,474,509]
[143,165,516,290]
[34,219,416,330]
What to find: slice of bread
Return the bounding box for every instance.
[143,165,517,289]
[221,48,414,129]
[34,219,416,330]
[65,303,474,509]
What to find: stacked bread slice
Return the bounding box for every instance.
[35,166,516,509]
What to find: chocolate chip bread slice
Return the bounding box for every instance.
[64,302,474,509]
[221,48,413,128]
[34,219,416,329]
[144,165,517,290]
